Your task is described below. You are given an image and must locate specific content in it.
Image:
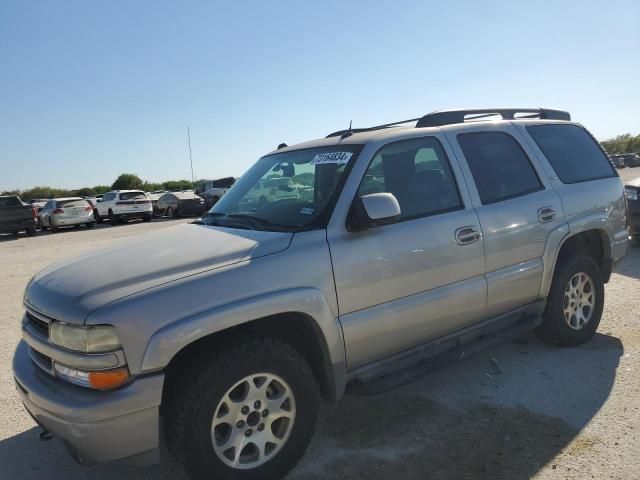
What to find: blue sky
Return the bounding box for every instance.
[1,0,638,191]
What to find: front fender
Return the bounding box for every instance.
[140,287,346,394]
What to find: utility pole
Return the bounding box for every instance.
[187,126,195,188]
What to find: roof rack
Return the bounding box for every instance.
[325,118,421,138]
[416,108,570,128]
[325,108,570,138]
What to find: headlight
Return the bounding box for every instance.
[624,187,638,201]
[50,322,121,353]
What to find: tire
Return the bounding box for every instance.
[165,337,319,480]
[25,226,37,237]
[166,207,175,219]
[143,215,152,222]
[109,210,119,225]
[538,255,604,346]
[86,222,95,228]
[50,221,57,233]
[94,210,103,224]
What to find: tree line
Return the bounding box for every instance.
[3,132,639,200]
[1,174,199,200]
[601,133,640,155]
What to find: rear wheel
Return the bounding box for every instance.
[165,338,319,480]
[538,255,604,346]
[94,210,103,223]
[109,210,119,225]
[25,226,37,237]
[50,220,57,233]
[143,215,152,222]
[86,222,95,228]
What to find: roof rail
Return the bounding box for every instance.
[326,118,421,138]
[416,108,570,128]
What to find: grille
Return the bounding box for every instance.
[26,312,50,338]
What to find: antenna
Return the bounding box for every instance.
[340,120,353,139]
[187,126,195,189]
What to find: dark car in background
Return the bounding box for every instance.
[0,196,37,236]
[621,153,640,168]
[625,177,640,246]
[156,190,207,218]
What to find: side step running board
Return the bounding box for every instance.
[346,314,542,396]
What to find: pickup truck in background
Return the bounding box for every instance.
[0,196,38,237]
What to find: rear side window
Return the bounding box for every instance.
[526,124,616,183]
[457,132,543,204]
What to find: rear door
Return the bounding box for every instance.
[446,123,564,316]
[328,134,487,370]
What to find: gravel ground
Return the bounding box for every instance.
[1,173,639,479]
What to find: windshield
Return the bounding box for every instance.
[206,145,362,231]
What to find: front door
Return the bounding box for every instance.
[327,135,487,370]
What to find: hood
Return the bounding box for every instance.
[25,224,292,324]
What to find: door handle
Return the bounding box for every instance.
[455,226,482,245]
[538,207,557,223]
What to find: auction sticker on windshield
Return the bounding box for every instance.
[311,151,353,165]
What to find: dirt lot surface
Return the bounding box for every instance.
[1,174,639,479]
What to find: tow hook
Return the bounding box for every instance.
[38,429,53,441]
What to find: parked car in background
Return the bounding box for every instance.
[95,190,152,224]
[38,198,95,232]
[197,176,236,208]
[609,154,626,169]
[146,190,167,217]
[13,108,629,480]
[620,153,640,168]
[27,199,49,211]
[625,177,640,246]
[156,190,207,218]
[0,195,37,236]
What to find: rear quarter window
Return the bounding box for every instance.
[526,124,616,184]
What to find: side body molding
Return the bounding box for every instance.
[140,287,347,399]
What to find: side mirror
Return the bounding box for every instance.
[349,193,401,231]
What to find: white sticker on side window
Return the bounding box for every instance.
[299,207,314,215]
[310,151,353,165]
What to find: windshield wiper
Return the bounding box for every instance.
[224,214,301,231]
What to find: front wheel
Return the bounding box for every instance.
[165,338,319,480]
[538,255,604,346]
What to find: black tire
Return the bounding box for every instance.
[25,226,37,237]
[86,222,95,228]
[94,210,103,224]
[165,337,319,480]
[50,221,57,233]
[143,215,152,222]
[109,210,119,225]
[538,255,604,346]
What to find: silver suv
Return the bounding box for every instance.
[13,108,628,480]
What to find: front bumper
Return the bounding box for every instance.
[12,341,164,465]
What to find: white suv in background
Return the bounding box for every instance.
[96,190,153,224]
